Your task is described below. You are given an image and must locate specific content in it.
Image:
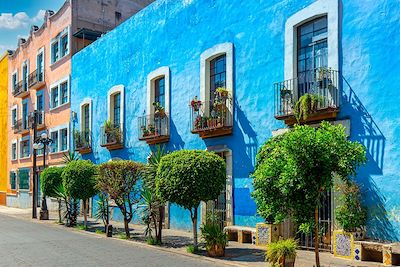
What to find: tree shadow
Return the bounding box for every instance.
[340,77,395,241]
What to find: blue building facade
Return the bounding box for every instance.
[71,0,400,241]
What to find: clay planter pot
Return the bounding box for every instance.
[207,245,225,257]
[279,256,295,267]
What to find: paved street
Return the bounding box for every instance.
[0,214,225,267]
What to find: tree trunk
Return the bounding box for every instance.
[83,199,87,229]
[314,207,320,267]
[124,218,130,239]
[58,199,62,223]
[191,206,198,249]
[157,205,164,244]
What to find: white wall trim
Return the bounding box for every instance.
[107,84,125,127]
[80,98,92,132]
[146,66,170,116]
[200,42,234,115]
[284,0,339,80]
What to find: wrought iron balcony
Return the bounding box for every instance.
[190,97,233,139]
[100,123,123,150]
[138,113,169,145]
[274,67,340,125]
[28,69,45,90]
[74,129,92,154]
[12,80,29,98]
[12,118,30,134]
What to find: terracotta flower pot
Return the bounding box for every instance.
[207,245,225,257]
[279,256,295,267]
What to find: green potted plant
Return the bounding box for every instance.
[293,93,324,122]
[201,222,228,257]
[216,87,229,99]
[190,96,202,112]
[153,102,166,117]
[103,120,114,143]
[266,239,297,267]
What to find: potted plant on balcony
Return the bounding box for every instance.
[141,125,150,137]
[293,93,325,122]
[148,124,156,136]
[266,239,297,267]
[153,102,166,118]
[73,130,83,150]
[216,87,229,100]
[104,120,115,143]
[191,96,202,112]
[317,67,332,88]
[201,222,228,257]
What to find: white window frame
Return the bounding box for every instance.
[11,70,18,92]
[107,85,125,127]
[11,139,18,161]
[19,136,31,159]
[36,47,45,79]
[146,66,170,116]
[49,124,69,154]
[11,104,18,127]
[50,26,70,65]
[80,98,92,133]
[200,42,234,116]
[284,0,339,80]
[49,76,70,110]
[21,60,29,87]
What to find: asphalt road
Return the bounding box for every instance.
[0,214,225,267]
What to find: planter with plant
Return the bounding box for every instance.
[191,96,202,112]
[317,67,332,88]
[293,93,324,122]
[153,102,166,118]
[216,87,229,99]
[266,239,297,267]
[201,222,228,257]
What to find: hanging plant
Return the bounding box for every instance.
[293,93,324,122]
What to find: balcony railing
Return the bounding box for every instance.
[190,97,233,139]
[74,129,92,154]
[28,69,45,90]
[274,67,340,125]
[138,113,169,145]
[12,80,29,98]
[12,118,30,134]
[100,123,123,150]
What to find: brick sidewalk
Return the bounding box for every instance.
[0,206,383,267]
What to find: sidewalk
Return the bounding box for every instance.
[0,206,383,267]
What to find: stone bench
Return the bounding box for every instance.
[224,225,256,244]
[354,241,400,266]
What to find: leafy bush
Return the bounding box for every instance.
[62,160,97,227]
[156,150,226,248]
[97,160,144,238]
[266,239,297,267]
[93,193,110,229]
[186,245,198,254]
[335,181,367,231]
[201,223,228,251]
[41,167,63,198]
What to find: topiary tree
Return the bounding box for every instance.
[62,160,97,228]
[156,150,226,249]
[40,167,64,223]
[97,160,144,238]
[252,122,366,267]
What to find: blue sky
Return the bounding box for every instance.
[0,0,65,55]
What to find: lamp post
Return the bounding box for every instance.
[33,132,53,220]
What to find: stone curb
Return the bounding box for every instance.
[0,212,248,267]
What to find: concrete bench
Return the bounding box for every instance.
[354,241,400,266]
[224,225,256,244]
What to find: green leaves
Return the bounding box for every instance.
[40,167,64,198]
[155,150,226,211]
[252,121,367,226]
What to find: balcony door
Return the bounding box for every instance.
[37,52,44,81]
[297,16,328,97]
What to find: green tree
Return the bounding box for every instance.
[97,160,144,238]
[40,167,64,223]
[252,122,366,267]
[62,160,97,229]
[156,150,226,249]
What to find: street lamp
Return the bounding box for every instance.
[33,131,53,220]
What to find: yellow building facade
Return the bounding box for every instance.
[0,52,8,205]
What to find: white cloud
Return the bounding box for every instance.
[0,10,46,30]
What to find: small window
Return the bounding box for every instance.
[51,131,59,153]
[60,128,68,151]
[82,104,90,132]
[51,86,59,108]
[18,169,30,190]
[12,72,17,91]
[11,107,17,127]
[51,41,59,63]
[22,101,29,130]
[22,64,28,90]
[113,93,121,126]
[60,81,68,104]
[11,143,17,160]
[10,172,17,190]
[20,139,30,158]
[154,77,165,109]
[115,11,122,21]
[37,52,44,81]
[37,92,44,111]
[60,34,68,57]
[210,55,226,111]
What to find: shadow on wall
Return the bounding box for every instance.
[166,120,185,151]
[341,76,396,241]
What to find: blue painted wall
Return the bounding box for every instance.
[71,0,400,241]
